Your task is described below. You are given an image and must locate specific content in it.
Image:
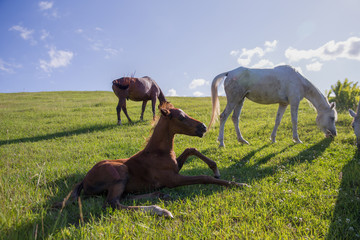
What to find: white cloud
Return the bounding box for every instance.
[40,30,50,40]
[237,47,265,66]
[39,1,58,18]
[285,37,360,62]
[193,91,204,97]
[40,47,74,72]
[39,1,53,10]
[0,59,22,73]
[251,59,275,68]
[167,88,177,96]
[294,66,303,75]
[230,50,239,56]
[189,78,209,89]
[264,40,278,52]
[9,25,36,45]
[231,40,278,67]
[104,48,121,59]
[237,57,251,66]
[76,29,84,34]
[306,61,323,71]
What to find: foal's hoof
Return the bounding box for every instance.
[151,205,174,219]
[117,121,122,125]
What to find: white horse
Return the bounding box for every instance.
[209,65,337,147]
[349,100,360,149]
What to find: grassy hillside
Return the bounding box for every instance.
[0,91,359,239]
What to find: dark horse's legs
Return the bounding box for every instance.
[151,97,157,120]
[121,100,132,123]
[116,100,122,125]
[116,98,132,125]
[140,101,147,121]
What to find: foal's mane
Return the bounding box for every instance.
[143,101,174,146]
[158,101,174,110]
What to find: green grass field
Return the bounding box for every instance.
[0,91,359,239]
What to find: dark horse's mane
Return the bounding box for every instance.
[112,78,130,90]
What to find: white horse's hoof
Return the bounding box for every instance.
[239,139,250,145]
[218,138,225,147]
[293,138,303,144]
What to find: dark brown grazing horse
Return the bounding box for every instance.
[112,76,166,125]
[54,102,249,218]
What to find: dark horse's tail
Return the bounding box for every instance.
[52,181,84,210]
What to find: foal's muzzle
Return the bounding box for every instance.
[196,123,207,137]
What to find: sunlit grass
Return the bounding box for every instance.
[0,92,359,239]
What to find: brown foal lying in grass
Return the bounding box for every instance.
[54,102,249,218]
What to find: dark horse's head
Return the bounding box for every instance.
[158,102,207,137]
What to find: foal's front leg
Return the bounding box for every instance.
[176,148,220,178]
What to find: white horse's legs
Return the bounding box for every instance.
[231,100,249,145]
[290,103,302,143]
[271,104,288,143]
[218,102,236,147]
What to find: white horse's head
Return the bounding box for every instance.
[316,102,337,138]
[349,100,360,149]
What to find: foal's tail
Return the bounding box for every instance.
[208,72,228,130]
[52,181,84,210]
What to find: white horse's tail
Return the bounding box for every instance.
[208,72,228,130]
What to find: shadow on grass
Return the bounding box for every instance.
[219,138,333,185]
[326,151,360,239]
[0,121,147,146]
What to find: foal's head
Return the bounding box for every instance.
[316,102,337,138]
[349,100,360,149]
[159,102,207,137]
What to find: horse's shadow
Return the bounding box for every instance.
[0,123,116,146]
[218,138,332,186]
[326,152,360,239]
[0,121,150,147]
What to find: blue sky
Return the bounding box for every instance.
[1,0,360,96]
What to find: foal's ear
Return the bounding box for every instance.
[160,108,171,117]
[330,102,336,109]
[349,109,357,118]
